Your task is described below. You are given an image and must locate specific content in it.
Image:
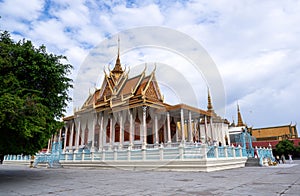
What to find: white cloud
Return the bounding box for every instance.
[29,19,70,46]
[0,0,44,21]
[49,1,90,28]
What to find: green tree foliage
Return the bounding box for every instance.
[0,31,72,155]
[274,140,296,157]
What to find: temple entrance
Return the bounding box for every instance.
[171,118,177,142]
[115,123,120,142]
[158,127,164,143]
[106,119,110,143]
[124,121,130,142]
[134,114,140,140]
[94,124,100,148]
[147,128,154,144]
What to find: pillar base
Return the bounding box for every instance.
[119,144,123,150]
[142,143,147,150]
[90,147,95,153]
[167,141,172,148]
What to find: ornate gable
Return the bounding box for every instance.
[140,70,163,102]
[145,81,159,99]
[148,75,163,101]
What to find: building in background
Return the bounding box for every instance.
[228,104,299,148]
[251,124,299,148]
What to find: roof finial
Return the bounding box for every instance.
[153,63,157,72]
[117,35,120,59]
[110,36,123,81]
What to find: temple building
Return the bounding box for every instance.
[61,43,230,153]
[228,104,299,148]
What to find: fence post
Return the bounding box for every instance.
[214,146,219,158]
[179,144,184,160]
[224,146,228,158]
[159,144,164,160]
[102,149,106,161]
[73,152,76,161]
[239,145,242,157]
[81,152,85,161]
[114,147,117,161]
[127,149,131,161]
[142,148,146,161]
[202,144,207,159]
[232,145,236,158]
[91,151,94,161]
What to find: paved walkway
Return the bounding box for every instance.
[0,160,299,196]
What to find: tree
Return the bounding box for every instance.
[274,140,296,157]
[0,31,72,155]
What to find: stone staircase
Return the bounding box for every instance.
[245,157,260,167]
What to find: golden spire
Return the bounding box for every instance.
[237,103,245,127]
[207,88,213,111]
[111,36,123,81]
[207,88,217,117]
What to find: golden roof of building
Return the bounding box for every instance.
[78,53,164,114]
[252,124,298,139]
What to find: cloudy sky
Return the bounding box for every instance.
[1,0,299,133]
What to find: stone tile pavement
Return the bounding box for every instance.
[0,160,299,195]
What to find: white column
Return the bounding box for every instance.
[109,115,113,149]
[63,126,68,152]
[204,116,208,144]
[188,111,193,142]
[221,124,226,146]
[103,115,107,147]
[58,129,62,142]
[180,109,185,142]
[226,132,231,146]
[142,106,147,148]
[91,114,96,152]
[80,124,84,146]
[210,117,214,142]
[119,112,123,148]
[167,112,171,144]
[69,122,74,151]
[129,110,133,147]
[197,119,201,142]
[99,112,104,151]
[193,119,197,142]
[75,120,81,152]
[155,114,159,145]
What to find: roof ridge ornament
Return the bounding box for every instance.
[150,63,157,76]
[110,36,124,81]
[143,63,147,74]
